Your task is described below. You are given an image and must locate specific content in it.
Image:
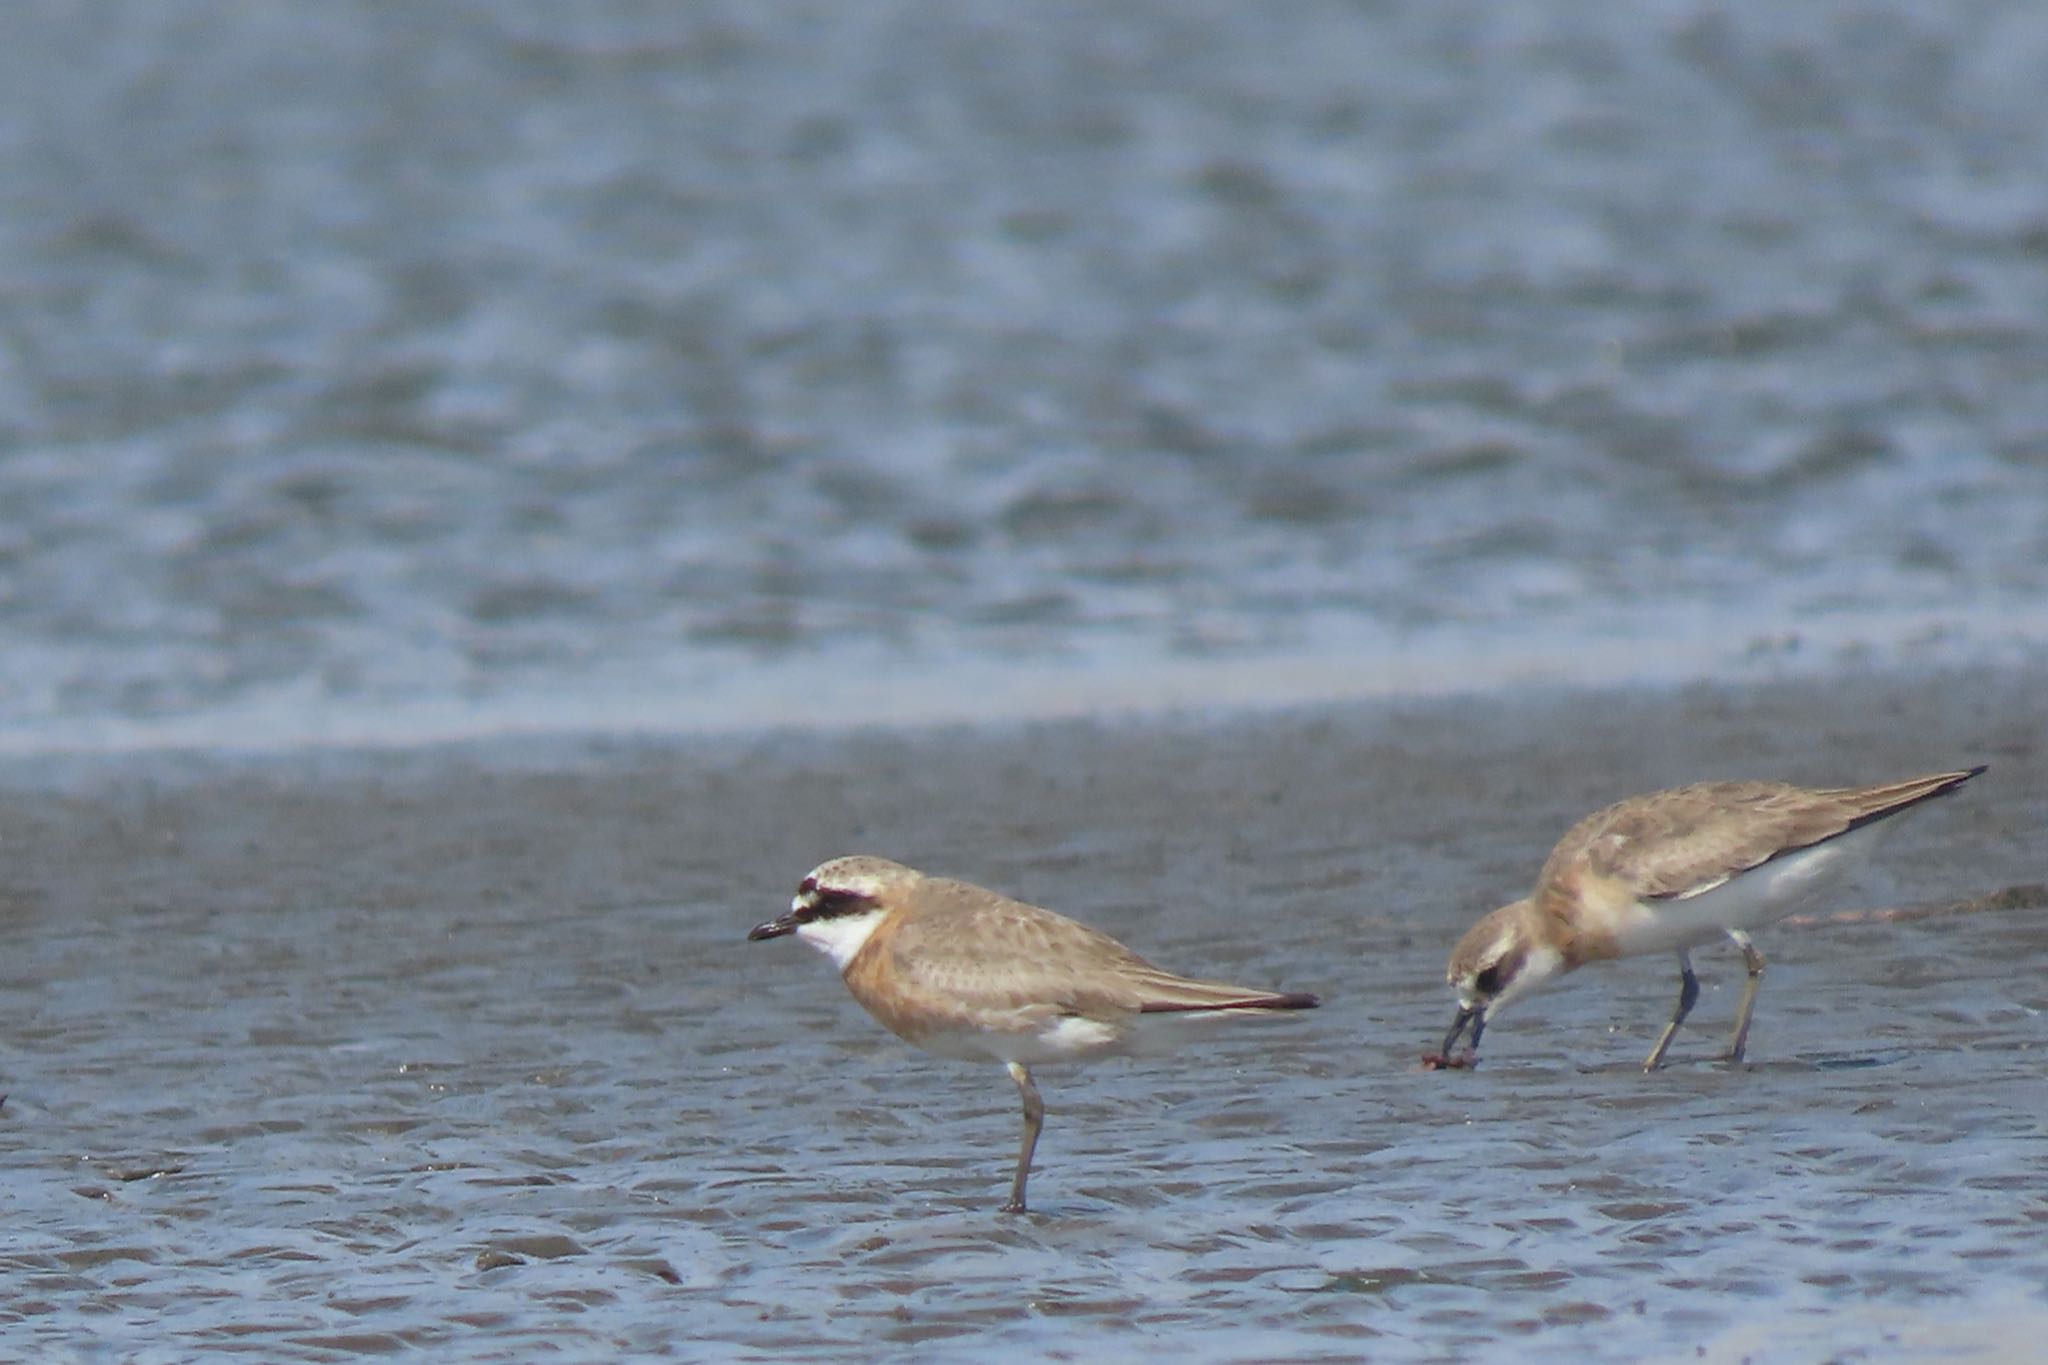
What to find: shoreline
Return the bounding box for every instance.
[0,605,2037,762]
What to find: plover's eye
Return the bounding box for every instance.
[798,875,819,895]
[805,887,875,920]
[1474,964,1504,996]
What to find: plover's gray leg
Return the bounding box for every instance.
[1643,949,1700,1072]
[1001,1062,1044,1214]
[1723,930,1766,1064]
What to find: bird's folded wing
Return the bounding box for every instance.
[1564,782,1868,901]
[886,900,1303,1016]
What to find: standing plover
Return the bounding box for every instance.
[749,856,1319,1212]
[1437,766,1985,1071]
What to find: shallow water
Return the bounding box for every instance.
[3,673,2043,1360]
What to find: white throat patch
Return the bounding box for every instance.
[795,908,886,970]
[1490,943,1567,1014]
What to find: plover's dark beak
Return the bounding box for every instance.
[748,914,799,942]
[1442,1004,1485,1059]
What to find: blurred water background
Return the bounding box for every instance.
[1,0,2046,751]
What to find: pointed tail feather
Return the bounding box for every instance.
[1836,765,1986,832]
[1139,989,1319,1014]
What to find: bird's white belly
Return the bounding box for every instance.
[914,1009,1240,1066]
[1613,821,1888,957]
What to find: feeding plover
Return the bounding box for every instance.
[1437,766,1985,1071]
[748,856,1319,1212]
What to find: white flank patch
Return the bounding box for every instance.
[1040,1014,1123,1055]
[1614,820,1890,957]
[919,1014,1130,1066]
[915,1002,1309,1066]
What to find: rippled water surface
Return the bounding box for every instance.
[1,1,2047,747]
[4,675,2044,1360]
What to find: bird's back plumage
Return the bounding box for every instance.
[1538,767,1985,907]
[842,874,1313,1045]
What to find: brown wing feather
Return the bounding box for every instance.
[1544,768,1982,902]
[881,878,1311,1018]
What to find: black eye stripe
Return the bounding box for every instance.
[799,888,876,921]
[1474,944,1528,998]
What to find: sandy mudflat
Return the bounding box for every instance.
[1,666,2043,1361]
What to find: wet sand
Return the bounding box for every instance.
[2,666,2044,1361]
